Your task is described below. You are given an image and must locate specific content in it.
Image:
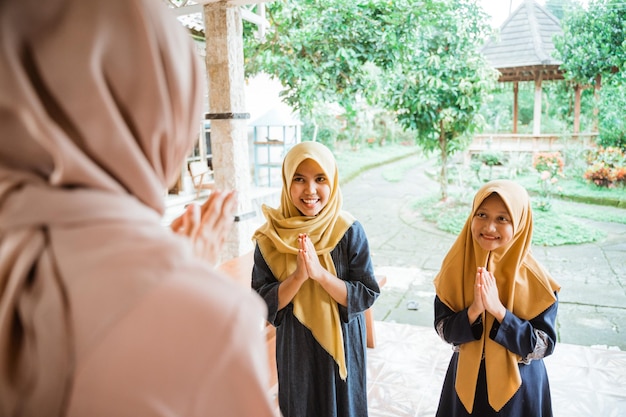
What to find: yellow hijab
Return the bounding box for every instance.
[253,141,354,379]
[433,180,560,413]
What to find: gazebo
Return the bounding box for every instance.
[481,0,564,136]
[476,0,596,153]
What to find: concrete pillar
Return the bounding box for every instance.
[203,3,255,260]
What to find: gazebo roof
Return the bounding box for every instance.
[481,0,564,82]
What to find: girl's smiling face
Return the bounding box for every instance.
[471,193,514,251]
[290,158,331,217]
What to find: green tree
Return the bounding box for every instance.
[386,0,498,200]
[244,0,498,199]
[597,72,626,150]
[243,0,444,148]
[244,0,403,119]
[554,0,626,149]
[554,0,625,85]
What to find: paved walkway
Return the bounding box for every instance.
[341,153,626,351]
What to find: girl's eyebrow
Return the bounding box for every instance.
[293,171,326,177]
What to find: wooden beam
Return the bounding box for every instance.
[513,82,519,134]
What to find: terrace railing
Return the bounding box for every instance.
[469,133,598,154]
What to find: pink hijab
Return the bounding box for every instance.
[0,0,204,414]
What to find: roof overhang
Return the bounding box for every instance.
[496,65,564,82]
[167,1,270,28]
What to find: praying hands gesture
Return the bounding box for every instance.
[277,233,348,310]
[468,267,507,324]
[297,234,328,282]
[170,190,237,266]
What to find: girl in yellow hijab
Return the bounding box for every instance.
[252,141,380,417]
[433,180,560,417]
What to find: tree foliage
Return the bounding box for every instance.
[243,0,407,116]
[597,72,626,149]
[244,0,497,200]
[554,0,626,149]
[554,0,626,85]
[385,0,498,199]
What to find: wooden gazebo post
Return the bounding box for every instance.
[573,84,581,134]
[513,82,519,134]
[533,72,543,136]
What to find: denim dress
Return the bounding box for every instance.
[252,221,380,417]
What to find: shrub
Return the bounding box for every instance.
[532,152,565,211]
[532,152,564,177]
[480,151,505,167]
[583,147,626,188]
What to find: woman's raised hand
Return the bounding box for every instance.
[170,190,237,265]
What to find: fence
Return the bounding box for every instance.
[469,133,598,154]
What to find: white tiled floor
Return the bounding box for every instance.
[366,321,626,417]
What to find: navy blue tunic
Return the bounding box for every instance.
[252,221,380,417]
[434,295,559,417]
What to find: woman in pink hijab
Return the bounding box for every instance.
[0,0,276,416]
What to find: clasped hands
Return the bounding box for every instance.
[170,190,237,266]
[293,233,326,283]
[468,267,507,323]
[277,233,348,308]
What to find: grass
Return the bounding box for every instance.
[412,195,614,246]
[515,176,626,208]
[332,143,625,246]
[414,167,626,246]
[334,142,421,185]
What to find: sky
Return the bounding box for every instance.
[479,0,546,28]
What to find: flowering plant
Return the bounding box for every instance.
[532,152,564,211]
[583,147,626,188]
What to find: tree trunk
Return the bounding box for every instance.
[593,74,601,133]
[439,122,448,201]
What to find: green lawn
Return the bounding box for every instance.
[414,195,613,246]
[334,143,625,246]
[334,143,421,185]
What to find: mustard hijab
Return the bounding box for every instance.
[253,141,355,379]
[433,180,560,413]
[0,0,203,414]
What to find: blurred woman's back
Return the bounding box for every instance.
[0,1,275,416]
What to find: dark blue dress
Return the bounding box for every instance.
[252,221,380,417]
[434,294,559,417]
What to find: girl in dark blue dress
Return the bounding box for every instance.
[433,180,560,416]
[252,141,380,417]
